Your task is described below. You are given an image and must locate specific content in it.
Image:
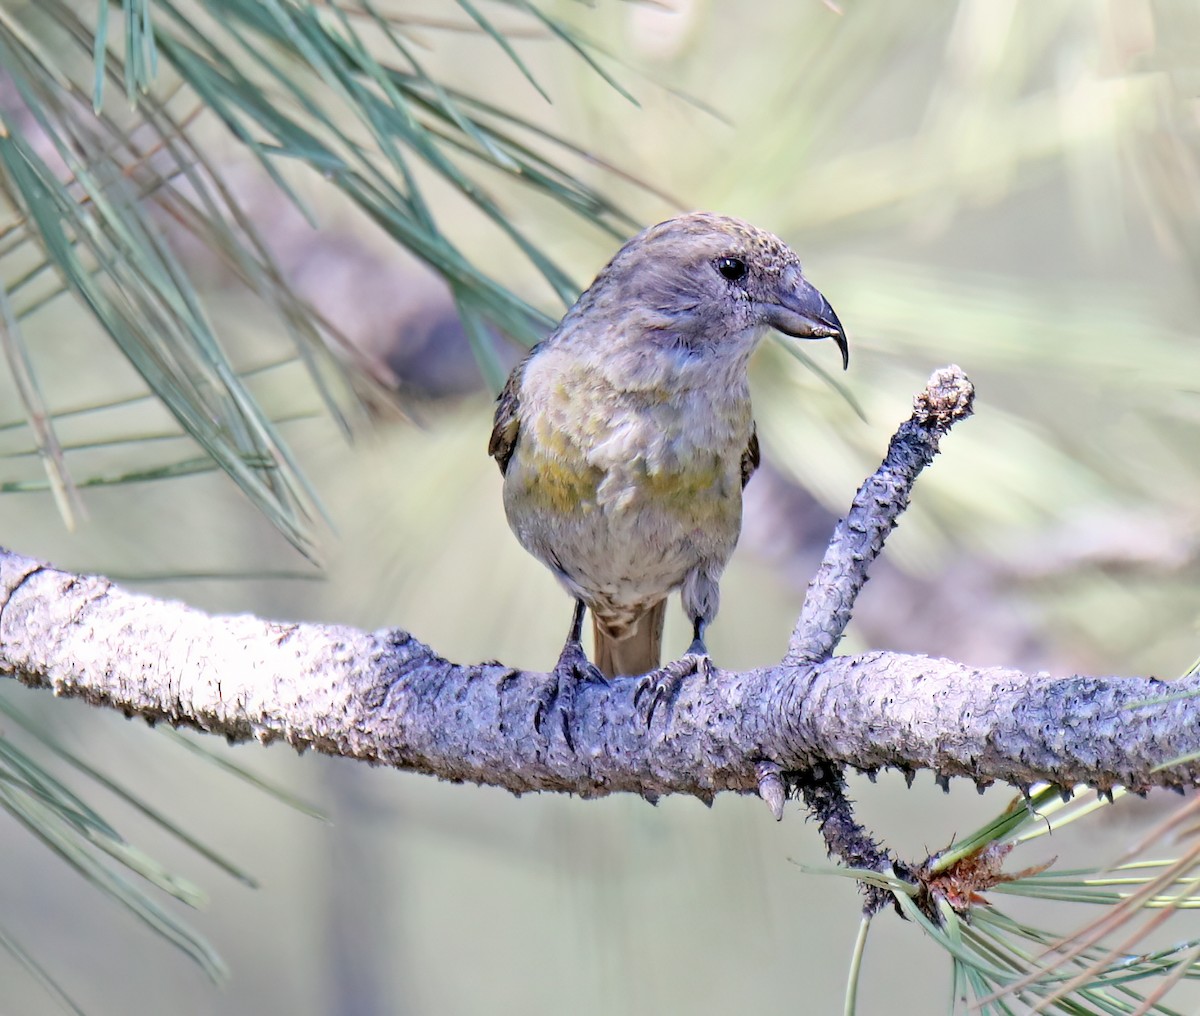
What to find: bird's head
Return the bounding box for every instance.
[559,212,848,370]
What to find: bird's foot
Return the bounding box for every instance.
[634,639,714,727]
[554,638,608,688]
[533,640,608,751]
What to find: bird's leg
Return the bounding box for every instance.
[533,600,607,749]
[635,617,715,727]
[685,616,711,660]
[555,599,607,683]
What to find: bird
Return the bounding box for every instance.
[489,212,847,701]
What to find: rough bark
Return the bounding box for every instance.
[0,367,1195,814]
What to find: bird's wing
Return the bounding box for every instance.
[488,347,535,475]
[741,423,761,489]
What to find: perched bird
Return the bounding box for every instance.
[489,212,847,691]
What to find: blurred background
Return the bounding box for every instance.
[1,0,1199,1012]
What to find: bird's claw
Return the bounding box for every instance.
[533,641,608,751]
[634,648,714,727]
[554,640,608,688]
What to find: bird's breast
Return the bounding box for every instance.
[506,351,750,530]
[501,350,752,612]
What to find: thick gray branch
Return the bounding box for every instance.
[1,366,1195,804]
[0,546,1195,800]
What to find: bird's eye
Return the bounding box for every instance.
[715,256,748,282]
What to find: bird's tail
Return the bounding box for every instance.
[593,600,666,679]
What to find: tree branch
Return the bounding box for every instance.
[788,364,974,663]
[1,367,1195,811]
[794,762,901,915]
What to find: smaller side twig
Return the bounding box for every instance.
[787,364,975,664]
[794,763,905,917]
